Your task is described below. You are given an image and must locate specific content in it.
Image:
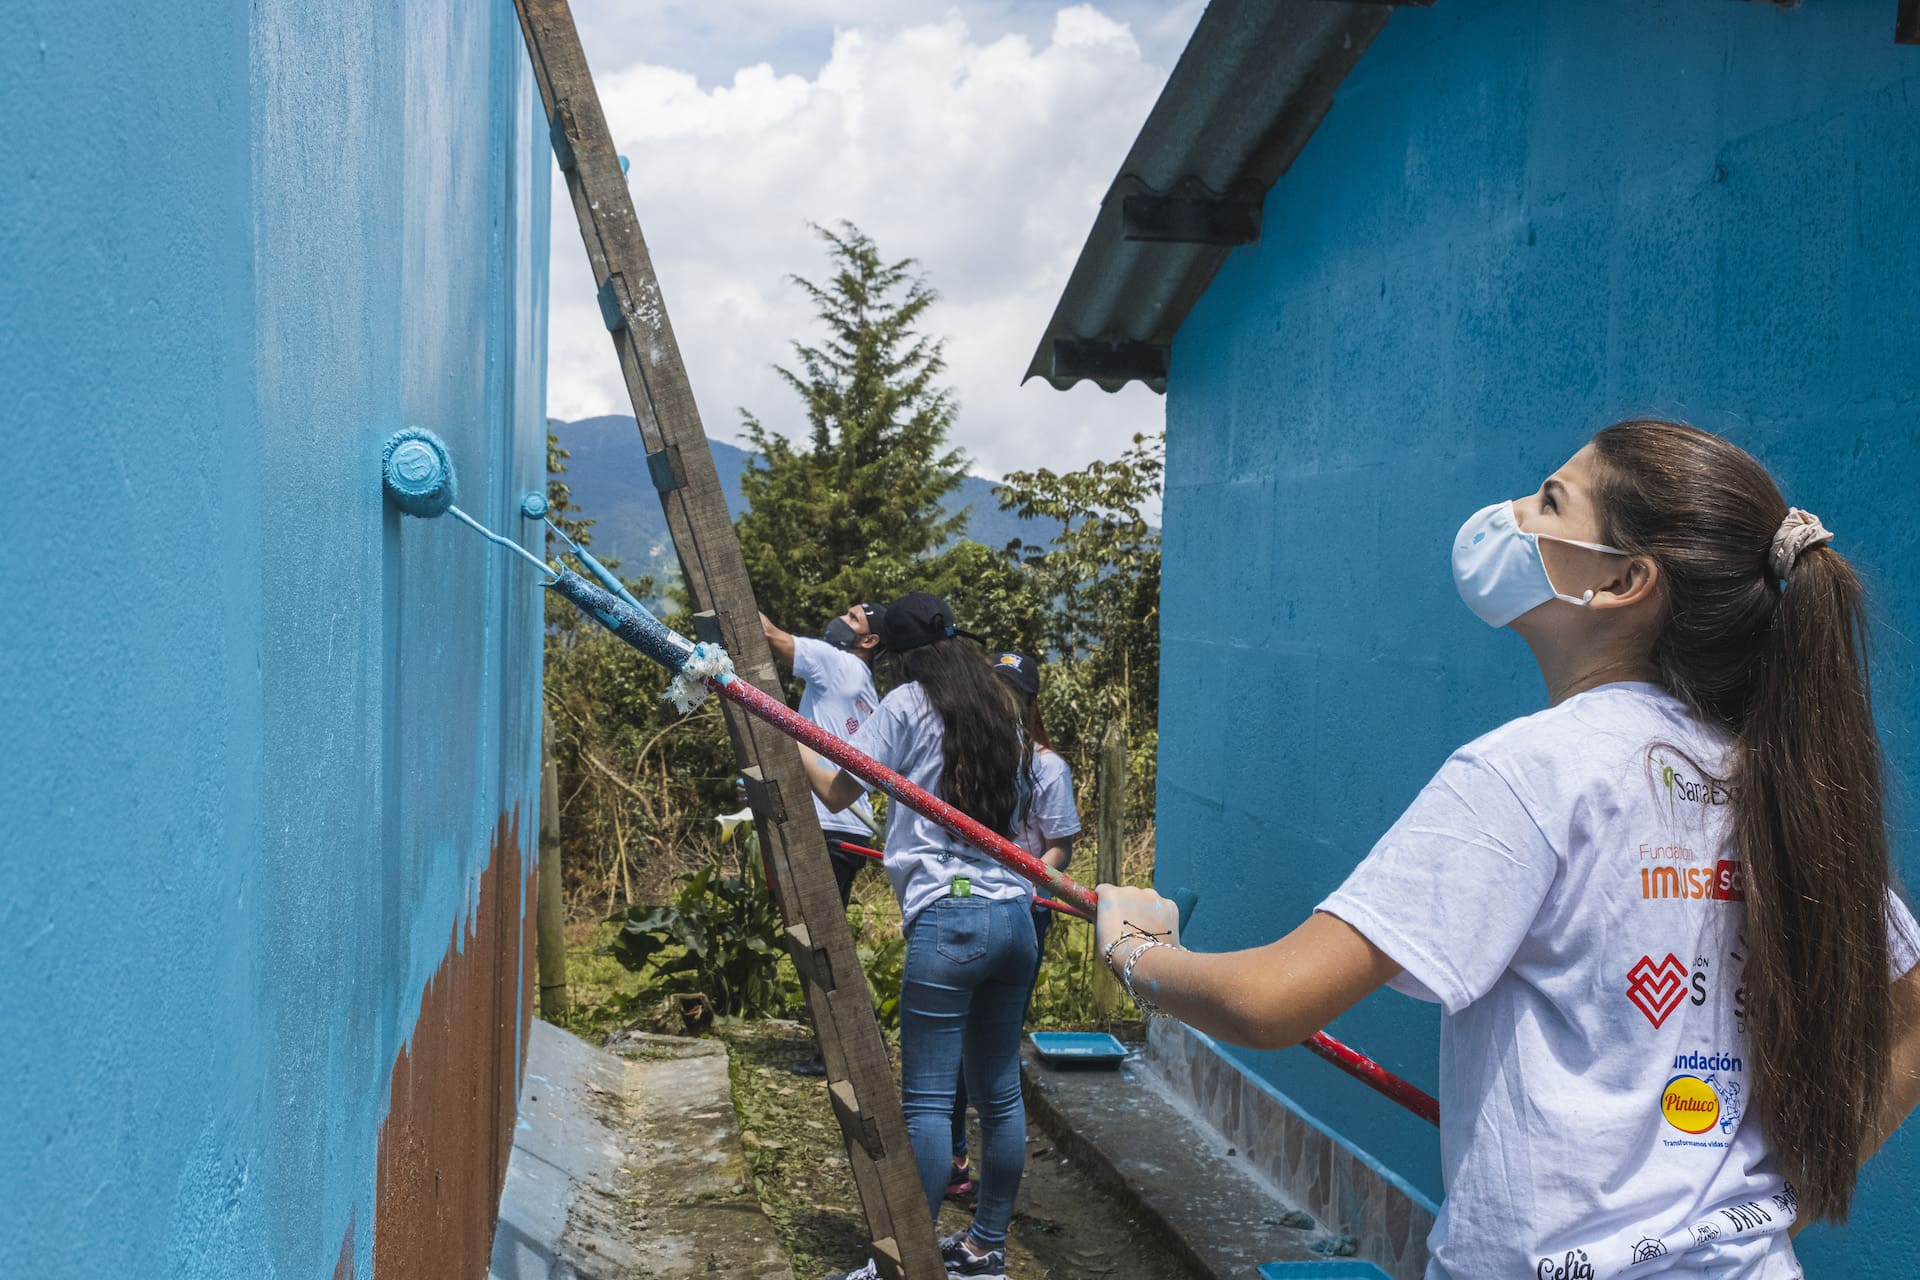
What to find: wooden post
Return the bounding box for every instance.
[511,6,944,1273]
[537,709,569,1021]
[1091,719,1128,1019]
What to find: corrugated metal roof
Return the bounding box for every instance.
[1025,1,1406,393]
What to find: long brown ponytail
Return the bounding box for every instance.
[1590,419,1895,1220]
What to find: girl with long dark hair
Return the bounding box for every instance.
[802,593,1035,1280]
[944,652,1081,1202]
[1098,421,1920,1278]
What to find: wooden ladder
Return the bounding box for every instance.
[511,4,945,1276]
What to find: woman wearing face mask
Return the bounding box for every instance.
[800,594,1038,1280]
[1097,420,1920,1280]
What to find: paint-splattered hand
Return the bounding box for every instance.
[1094,882,1181,976]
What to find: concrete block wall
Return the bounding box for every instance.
[1155,0,1920,1270]
[0,1,550,1275]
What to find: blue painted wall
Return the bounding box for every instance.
[0,0,549,1275]
[1157,0,1920,1269]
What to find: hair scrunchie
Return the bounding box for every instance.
[1770,507,1835,579]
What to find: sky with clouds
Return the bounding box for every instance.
[549,1,1203,482]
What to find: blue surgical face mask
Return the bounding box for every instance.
[1451,500,1628,628]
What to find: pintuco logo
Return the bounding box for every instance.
[1536,1249,1593,1280]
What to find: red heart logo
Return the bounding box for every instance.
[1626,953,1688,1028]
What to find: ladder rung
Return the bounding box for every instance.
[828,1079,884,1159]
[784,923,835,992]
[741,767,788,824]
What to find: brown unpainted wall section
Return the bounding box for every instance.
[372,809,529,1279]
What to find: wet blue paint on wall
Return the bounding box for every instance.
[0,1,549,1276]
[1156,0,1920,1269]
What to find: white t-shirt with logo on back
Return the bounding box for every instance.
[1319,681,1920,1280]
[791,635,877,834]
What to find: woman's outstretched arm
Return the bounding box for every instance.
[1094,884,1402,1052]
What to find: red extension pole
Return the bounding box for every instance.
[711,673,1442,1127]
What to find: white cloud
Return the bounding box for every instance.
[546,4,1174,481]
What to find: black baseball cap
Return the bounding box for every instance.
[878,592,980,653]
[989,651,1040,697]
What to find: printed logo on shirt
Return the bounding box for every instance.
[1661,1074,1720,1134]
[1660,1051,1746,1144]
[1627,1236,1667,1265]
[1534,1249,1593,1280]
[1638,860,1744,902]
[1626,953,1689,1028]
[1626,950,1748,1029]
[1689,944,1750,1033]
[1651,753,1731,812]
[853,693,874,718]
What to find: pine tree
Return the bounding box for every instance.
[735,221,971,630]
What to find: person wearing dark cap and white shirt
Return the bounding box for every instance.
[761,602,886,906]
[762,601,885,1079]
[942,650,1080,1204]
[798,592,1037,1280]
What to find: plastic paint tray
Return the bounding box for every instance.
[1028,1031,1129,1064]
[1256,1263,1394,1279]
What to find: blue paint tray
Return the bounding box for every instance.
[1028,1031,1129,1064]
[1257,1263,1393,1279]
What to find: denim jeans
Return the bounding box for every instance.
[900,894,1038,1249]
[951,904,1049,1159]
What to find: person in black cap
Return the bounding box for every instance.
[760,601,887,908]
[943,651,1080,1205]
[798,593,1036,1280]
[762,601,886,1080]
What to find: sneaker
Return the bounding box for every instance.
[938,1232,1007,1279]
[788,1052,828,1078]
[825,1259,880,1280]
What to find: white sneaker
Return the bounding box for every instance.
[824,1259,880,1280]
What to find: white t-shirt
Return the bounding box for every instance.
[1319,682,1920,1280]
[1018,747,1080,860]
[791,635,877,833]
[848,682,1034,926]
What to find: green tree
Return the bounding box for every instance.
[735,221,971,632]
[995,431,1163,813]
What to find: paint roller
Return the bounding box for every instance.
[381,427,1440,1125]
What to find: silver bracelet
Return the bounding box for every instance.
[1121,937,1180,1015]
[1102,929,1157,969]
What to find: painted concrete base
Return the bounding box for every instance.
[1020,1040,1330,1278]
[1145,1022,1436,1280]
[489,1021,792,1280]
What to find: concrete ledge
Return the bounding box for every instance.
[490,1021,791,1280]
[1021,1041,1329,1278]
[1146,1022,1435,1280]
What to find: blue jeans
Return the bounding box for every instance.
[900,895,1037,1250]
[951,905,1049,1160]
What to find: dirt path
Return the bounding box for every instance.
[721,1020,1199,1280]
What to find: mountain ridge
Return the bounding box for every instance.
[548,414,1058,589]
